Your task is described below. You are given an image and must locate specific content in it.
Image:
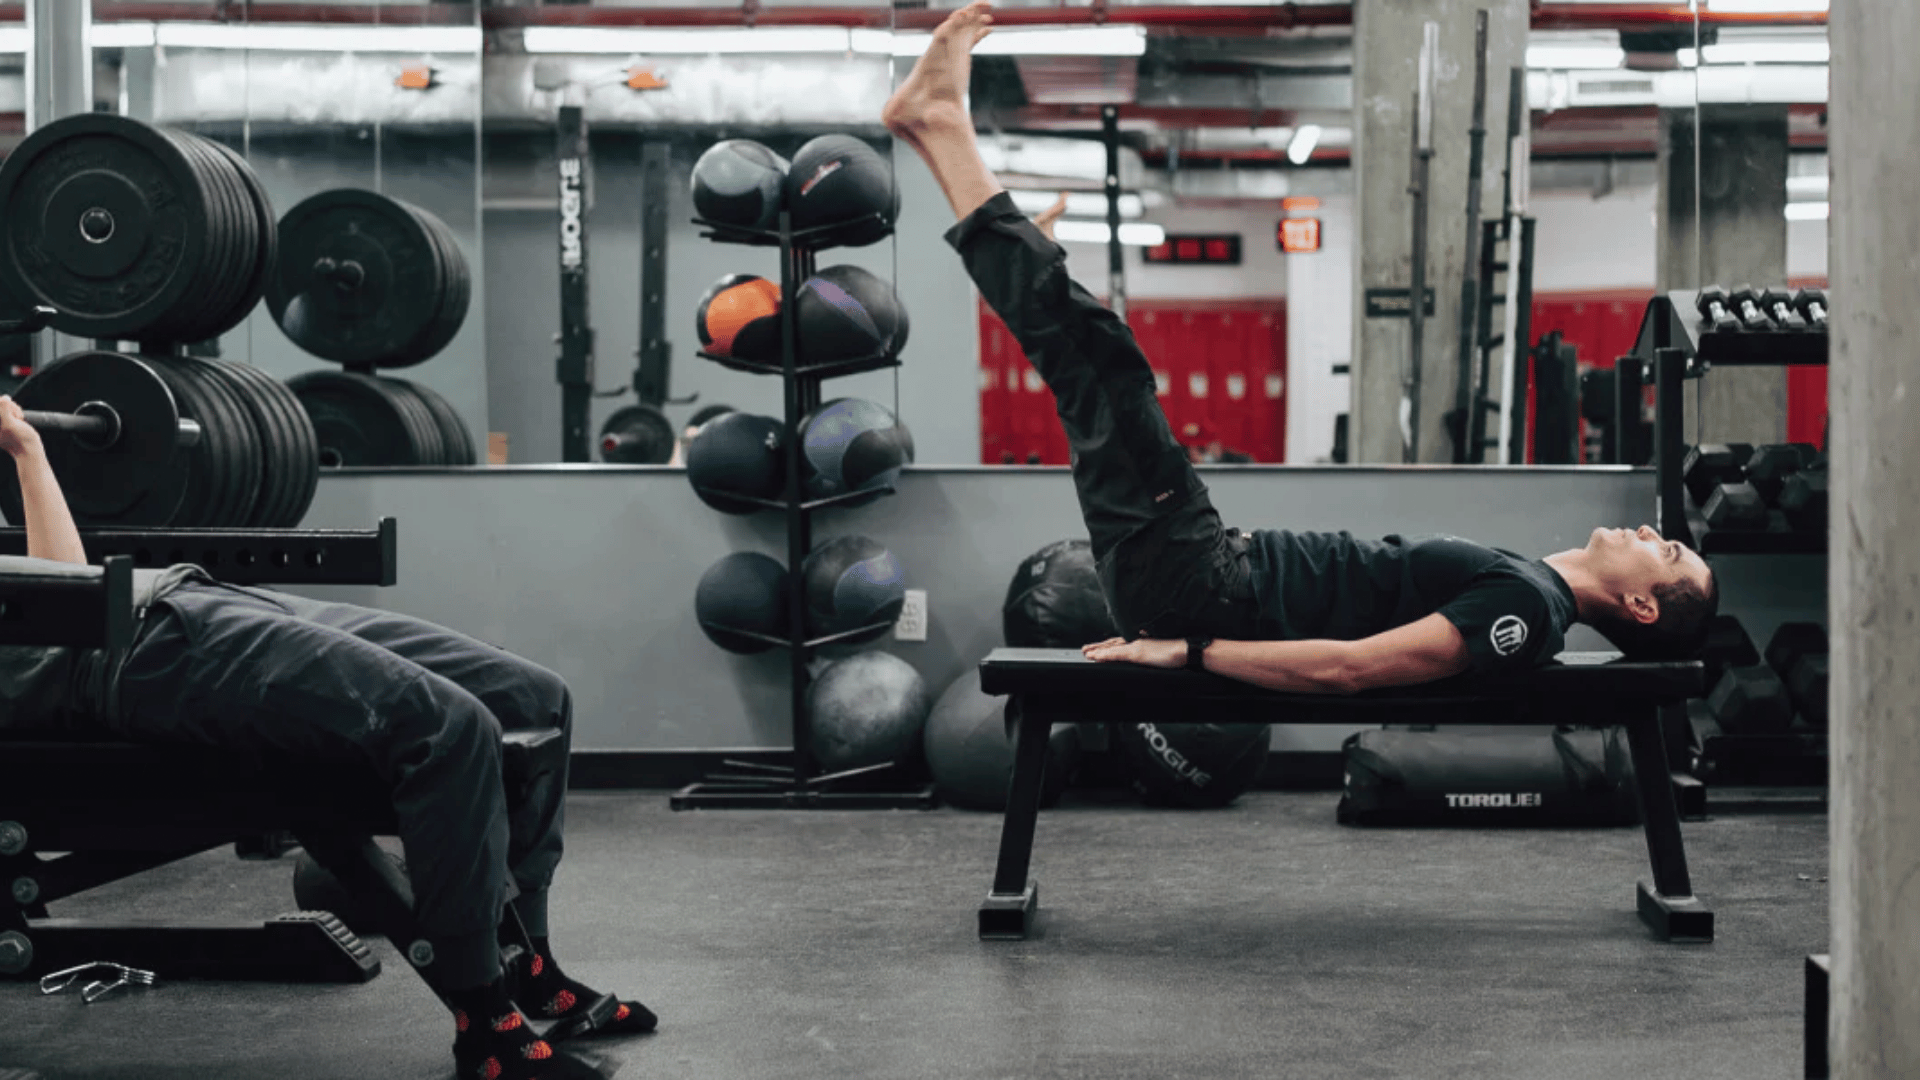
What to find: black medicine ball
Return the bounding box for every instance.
[1116,719,1272,809]
[1003,539,1121,648]
[785,134,899,247]
[691,139,790,231]
[796,265,908,366]
[695,551,790,654]
[808,651,932,775]
[800,398,914,504]
[687,411,786,514]
[802,534,905,645]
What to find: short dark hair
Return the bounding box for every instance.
[1588,569,1720,660]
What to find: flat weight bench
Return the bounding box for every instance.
[976,647,1712,944]
[0,727,565,984]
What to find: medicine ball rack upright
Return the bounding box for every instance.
[672,208,933,811]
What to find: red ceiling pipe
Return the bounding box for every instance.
[0,2,1825,31]
[1531,2,1826,29]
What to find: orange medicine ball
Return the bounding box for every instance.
[696,274,781,359]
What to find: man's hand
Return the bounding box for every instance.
[1081,636,1186,668]
[0,395,43,459]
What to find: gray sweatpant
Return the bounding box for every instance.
[111,581,570,988]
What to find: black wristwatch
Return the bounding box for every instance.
[1185,636,1213,672]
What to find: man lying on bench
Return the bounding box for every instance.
[0,397,647,1080]
[883,1,1718,689]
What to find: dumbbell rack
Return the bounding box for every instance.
[1626,291,1828,556]
[1626,291,1830,811]
[672,209,934,812]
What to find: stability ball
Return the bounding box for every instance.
[808,651,932,775]
[922,669,1084,811]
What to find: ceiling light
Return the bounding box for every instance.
[91,23,157,49]
[1007,190,1144,219]
[1526,45,1625,70]
[523,27,881,55]
[1287,124,1322,165]
[1784,202,1829,221]
[892,26,1147,58]
[1700,41,1830,63]
[0,28,25,53]
[1052,220,1165,246]
[152,24,481,52]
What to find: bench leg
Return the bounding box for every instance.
[1805,953,1830,1079]
[1625,707,1714,942]
[980,694,1053,940]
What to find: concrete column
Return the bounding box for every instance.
[1656,105,1790,444]
[1829,4,1920,1074]
[1349,0,1528,463]
[25,0,89,130]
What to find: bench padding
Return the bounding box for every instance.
[979,647,1706,702]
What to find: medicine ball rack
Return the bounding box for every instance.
[673,209,933,811]
[1626,290,1831,817]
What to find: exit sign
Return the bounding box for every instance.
[1144,234,1242,265]
[1278,217,1322,253]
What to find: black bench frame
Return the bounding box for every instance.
[976,647,1713,944]
[0,520,488,986]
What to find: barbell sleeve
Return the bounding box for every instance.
[19,408,201,449]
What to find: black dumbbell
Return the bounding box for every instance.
[1780,468,1829,533]
[1694,287,1742,333]
[1703,481,1770,531]
[1759,289,1810,331]
[1700,614,1760,689]
[1708,664,1795,734]
[1682,442,1755,505]
[1746,443,1818,504]
[1793,288,1829,329]
[1764,622,1830,729]
[1729,285,1777,331]
[1788,654,1829,728]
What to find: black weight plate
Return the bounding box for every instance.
[207,357,289,528]
[287,369,418,467]
[159,355,256,527]
[599,404,676,465]
[392,203,449,369]
[258,369,320,524]
[379,376,445,465]
[142,357,225,527]
[157,129,243,346]
[404,379,476,466]
[191,356,280,527]
[0,351,192,527]
[267,190,445,367]
[179,354,266,527]
[403,207,469,368]
[0,114,214,340]
[216,358,309,526]
[202,138,277,340]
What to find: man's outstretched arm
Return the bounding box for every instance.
[1083,612,1472,694]
[0,396,87,565]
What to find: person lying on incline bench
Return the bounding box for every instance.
[882,2,1718,691]
[0,396,650,1080]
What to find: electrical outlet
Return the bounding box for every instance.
[895,589,928,642]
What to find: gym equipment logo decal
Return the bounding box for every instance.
[1490,615,1528,656]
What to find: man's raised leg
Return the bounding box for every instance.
[883,5,1251,638]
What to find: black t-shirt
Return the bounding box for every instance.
[1244,531,1578,675]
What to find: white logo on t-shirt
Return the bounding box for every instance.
[1490,615,1529,656]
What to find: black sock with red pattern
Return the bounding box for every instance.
[517,937,658,1038]
[446,977,563,1080]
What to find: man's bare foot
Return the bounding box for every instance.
[883,1,995,147]
[1033,191,1069,241]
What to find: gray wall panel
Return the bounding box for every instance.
[285,466,1818,753]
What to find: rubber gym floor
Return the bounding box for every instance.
[0,789,1827,1080]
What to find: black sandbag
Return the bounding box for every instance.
[1337,727,1640,827]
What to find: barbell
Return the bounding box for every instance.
[18,403,202,452]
